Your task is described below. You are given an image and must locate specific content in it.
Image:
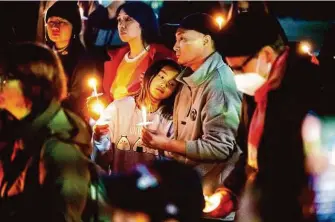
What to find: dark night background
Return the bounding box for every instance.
[0,1,334,51]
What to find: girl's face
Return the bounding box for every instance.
[46,16,73,45]
[149,66,179,101]
[117,10,142,43]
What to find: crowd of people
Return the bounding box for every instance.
[0,1,334,222]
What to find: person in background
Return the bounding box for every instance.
[102,160,205,222]
[0,42,91,221]
[205,13,321,222]
[79,0,125,51]
[92,59,181,173]
[45,1,97,120]
[142,13,242,196]
[102,1,175,103]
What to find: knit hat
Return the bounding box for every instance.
[179,13,220,43]
[102,160,205,222]
[116,2,159,44]
[219,13,287,56]
[46,1,82,36]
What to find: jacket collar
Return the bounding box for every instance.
[109,44,158,61]
[176,52,224,87]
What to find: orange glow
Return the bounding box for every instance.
[88,78,97,89]
[91,101,105,116]
[300,42,312,56]
[215,16,225,30]
[203,193,223,213]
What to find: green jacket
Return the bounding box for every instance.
[0,100,92,222]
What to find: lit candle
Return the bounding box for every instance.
[300,41,313,56]
[215,16,225,30]
[88,78,98,97]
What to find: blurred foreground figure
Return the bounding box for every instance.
[206,12,321,222]
[0,42,92,221]
[103,160,205,222]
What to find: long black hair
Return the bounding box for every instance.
[116,2,160,46]
[134,59,182,119]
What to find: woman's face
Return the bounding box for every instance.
[46,16,73,45]
[117,10,142,43]
[149,66,179,101]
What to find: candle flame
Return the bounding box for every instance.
[300,42,312,56]
[88,78,97,89]
[88,77,98,97]
[203,193,223,213]
[215,16,225,30]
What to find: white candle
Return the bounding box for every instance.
[142,106,147,124]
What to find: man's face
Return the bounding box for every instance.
[225,48,271,79]
[173,28,205,67]
[225,55,259,75]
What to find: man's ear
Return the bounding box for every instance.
[260,45,277,63]
[203,35,211,46]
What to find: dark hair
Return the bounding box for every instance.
[116,2,160,45]
[45,1,83,49]
[0,42,67,111]
[134,59,181,119]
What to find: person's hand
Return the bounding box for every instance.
[203,188,235,218]
[86,93,105,120]
[93,123,109,140]
[141,127,168,150]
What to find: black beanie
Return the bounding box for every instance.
[219,13,287,56]
[179,13,220,43]
[46,1,82,36]
[116,2,159,44]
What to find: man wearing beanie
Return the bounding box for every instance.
[142,13,242,196]
[206,13,321,222]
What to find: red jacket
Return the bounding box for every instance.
[103,43,176,102]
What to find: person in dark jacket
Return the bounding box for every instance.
[45,1,98,120]
[0,42,92,221]
[204,13,321,222]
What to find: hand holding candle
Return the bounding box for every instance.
[87,76,105,120]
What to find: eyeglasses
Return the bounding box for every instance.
[46,20,70,28]
[229,53,258,73]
